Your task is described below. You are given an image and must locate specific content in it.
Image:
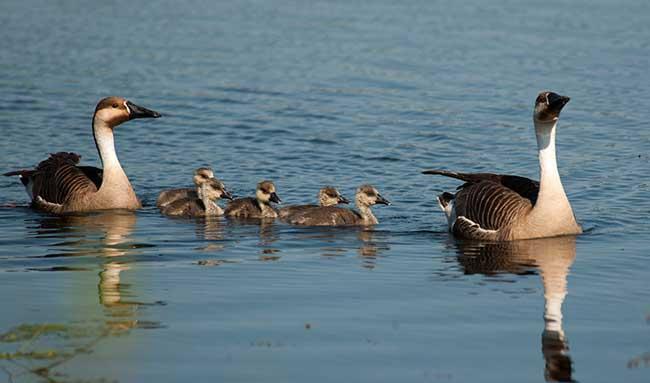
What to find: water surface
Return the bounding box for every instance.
[1,0,649,382]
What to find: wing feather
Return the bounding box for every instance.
[31,152,99,205]
[454,181,532,235]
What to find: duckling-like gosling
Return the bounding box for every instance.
[160,178,233,217]
[287,184,390,226]
[278,186,349,219]
[156,167,215,208]
[224,180,281,219]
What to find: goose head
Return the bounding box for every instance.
[319,186,349,206]
[255,180,281,205]
[199,178,233,202]
[534,91,570,126]
[356,184,390,207]
[193,167,215,187]
[93,96,161,128]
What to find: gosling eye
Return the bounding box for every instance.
[112,103,119,108]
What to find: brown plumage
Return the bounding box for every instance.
[278,186,349,219]
[224,180,281,219]
[4,97,161,214]
[423,91,582,241]
[156,167,215,208]
[160,178,232,217]
[287,185,390,226]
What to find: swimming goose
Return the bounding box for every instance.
[224,180,281,219]
[160,178,233,217]
[422,91,582,241]
[278,186,349,219]
[4,97,160,214]
[287,184,390,226]
[156,167,215,208]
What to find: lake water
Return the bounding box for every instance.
[1,0,649,381]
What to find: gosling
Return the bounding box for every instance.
[156,167,214,208]
[160,178,232,217]
[224,180,281,219]
[287,184,390,226]
[278,186,349,220]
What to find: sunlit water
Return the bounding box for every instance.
[1,0,649,382]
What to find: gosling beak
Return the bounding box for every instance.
[376,194,391,205]
[338,196,350,204]
[269,192,281,204]
[126,100,162,119]
[221,189,234,200]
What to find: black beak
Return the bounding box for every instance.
[376,195,391,205]
[222,189,234,200]
[126,100,161,119]
[338,196,350,204]
[269,192,281,204]
[547,93,570,112]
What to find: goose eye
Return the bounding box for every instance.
[112,103,119,108]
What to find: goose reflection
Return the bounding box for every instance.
[454,236,577,382]
[357,229,390,269]
[31,212,160,328]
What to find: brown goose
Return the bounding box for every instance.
[160,178,233,217]
[224,180,281,219]
[4,97,160,214]
[423,91,582,241]
[287,185,390,226]
[156,167,215,208]
[278,186,349,219]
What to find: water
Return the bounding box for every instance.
[1,0,649,381]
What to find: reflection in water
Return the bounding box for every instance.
[0,212,162,382]
[455,236,577,382]
[195,216,226,252]
[357,230,390,269]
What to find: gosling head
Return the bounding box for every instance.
[533,91,570,125]
[356,184,390,207]
[319,186,349,206]
[93,96,161,128]
[255,180,281,205]
[199,178,233,201]
[193,167,215,187]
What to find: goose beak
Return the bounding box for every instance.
[548,93,570,111]
[376,195,391,206]
[338,196,350,204]
[126,100,161,119]
[269,192,281,204]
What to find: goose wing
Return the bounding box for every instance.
[157,187,196,208]
[452,180,533,238]
[224,197,260,218]
[422,169,539,203]
[288,206,361,226]
[278,204,318,219]
[30,152,99,205]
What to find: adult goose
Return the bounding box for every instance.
[4,97,161,214]
[422,91,581,241]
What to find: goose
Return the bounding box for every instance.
[422,91,581,241]
[160,178,233,217]
[278,186,349,219]
[156,167,215,208]
[224,180,281,219]
[287,184,390,226]
[4,97,160,214]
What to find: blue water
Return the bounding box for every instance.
[1,0,649,382]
